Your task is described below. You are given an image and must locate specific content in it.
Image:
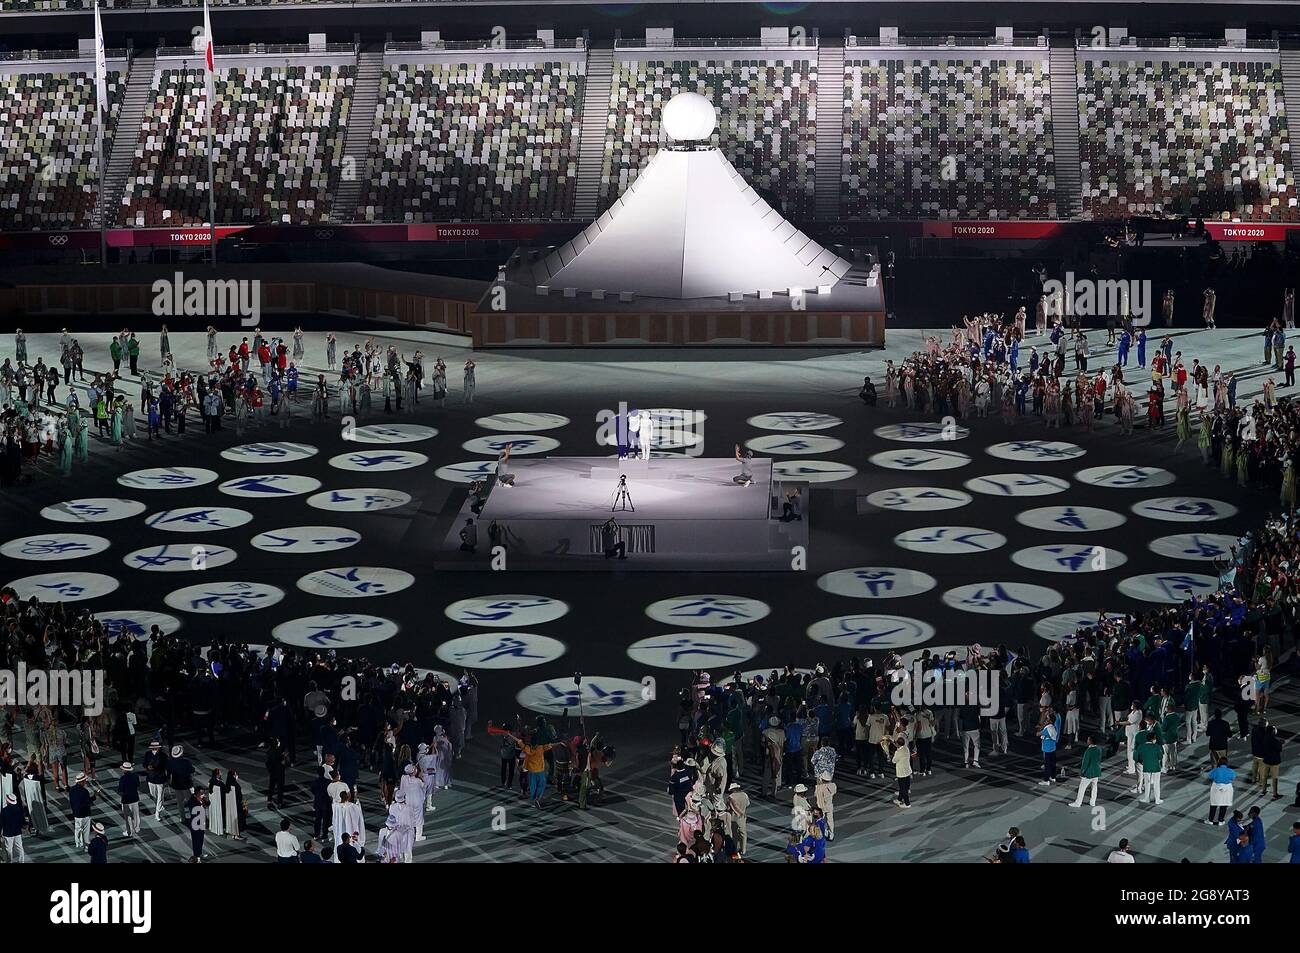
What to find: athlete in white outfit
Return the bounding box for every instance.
[1124,704,1141,775]
[638,411,653,460]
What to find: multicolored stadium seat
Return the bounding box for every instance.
[118,64,353,226]
[602,56,817,219]
[1078,56,1298,222]
[0,38,1297,229]
[0,69,123,229]
[357,59,585,222]
[842,56,1057,219]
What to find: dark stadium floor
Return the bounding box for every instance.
[2,327,1297,863]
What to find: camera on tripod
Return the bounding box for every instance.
[611,474,635,512]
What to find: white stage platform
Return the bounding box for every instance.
[480,457,771,521]
[436,456,806,571]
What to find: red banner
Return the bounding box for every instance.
[107,226,248,247]
[935,221,1073,240]
[103,222,575,246]
[1201,222,1294,242]
[4,219,1297,250]
[823,220,1074,240]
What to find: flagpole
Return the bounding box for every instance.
[204,0,217,265]
[207,110,216,265]
[98,110,107,268]
[94,0,107,268]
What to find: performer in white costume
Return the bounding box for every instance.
[376,809,414,863]
[638,411,654,460]
[431,725,453,789]
[207,769,226,838]
[375,815,395,862]
[393,790,417,861]
[331,790,365,862]
[417,743,438,811]
[376,814,397,863]
[398,765,426,841]
[225,770,245,840]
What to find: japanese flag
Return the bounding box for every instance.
[200,0,215,126]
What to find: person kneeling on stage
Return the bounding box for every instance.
[735,444,754,487]
[781,486,803,522]
[602,517,627,560]
[468,480,487,516]
[496,444,515,487]
[459,519,478,554]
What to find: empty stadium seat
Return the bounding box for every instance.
[603,57,817,219]
[1,1,89,9]
[1078,57,1298,222]
[4,40,1296,231]
[118,63,353,226]
[358,59,585,222]
[0,68,123,229]
[842,56,1056,219]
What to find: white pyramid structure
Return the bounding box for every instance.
[528,93,852,300]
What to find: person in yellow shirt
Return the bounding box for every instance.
[489,724,556,807]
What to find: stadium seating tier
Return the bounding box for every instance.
[118,64,353,226]
[357,60,584,223]
[1078,57,1298,222]
[842,56,1057,219]
[0,69,123,230]
[601,57,817,219]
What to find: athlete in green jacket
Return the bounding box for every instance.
[1136,732,1165,804]
[1160,709,1184,772]
[1070,738,1105,808]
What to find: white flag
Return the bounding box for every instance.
[93,0,108,124]
[202,0,216,129]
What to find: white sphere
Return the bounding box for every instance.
[662,92,717,142]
